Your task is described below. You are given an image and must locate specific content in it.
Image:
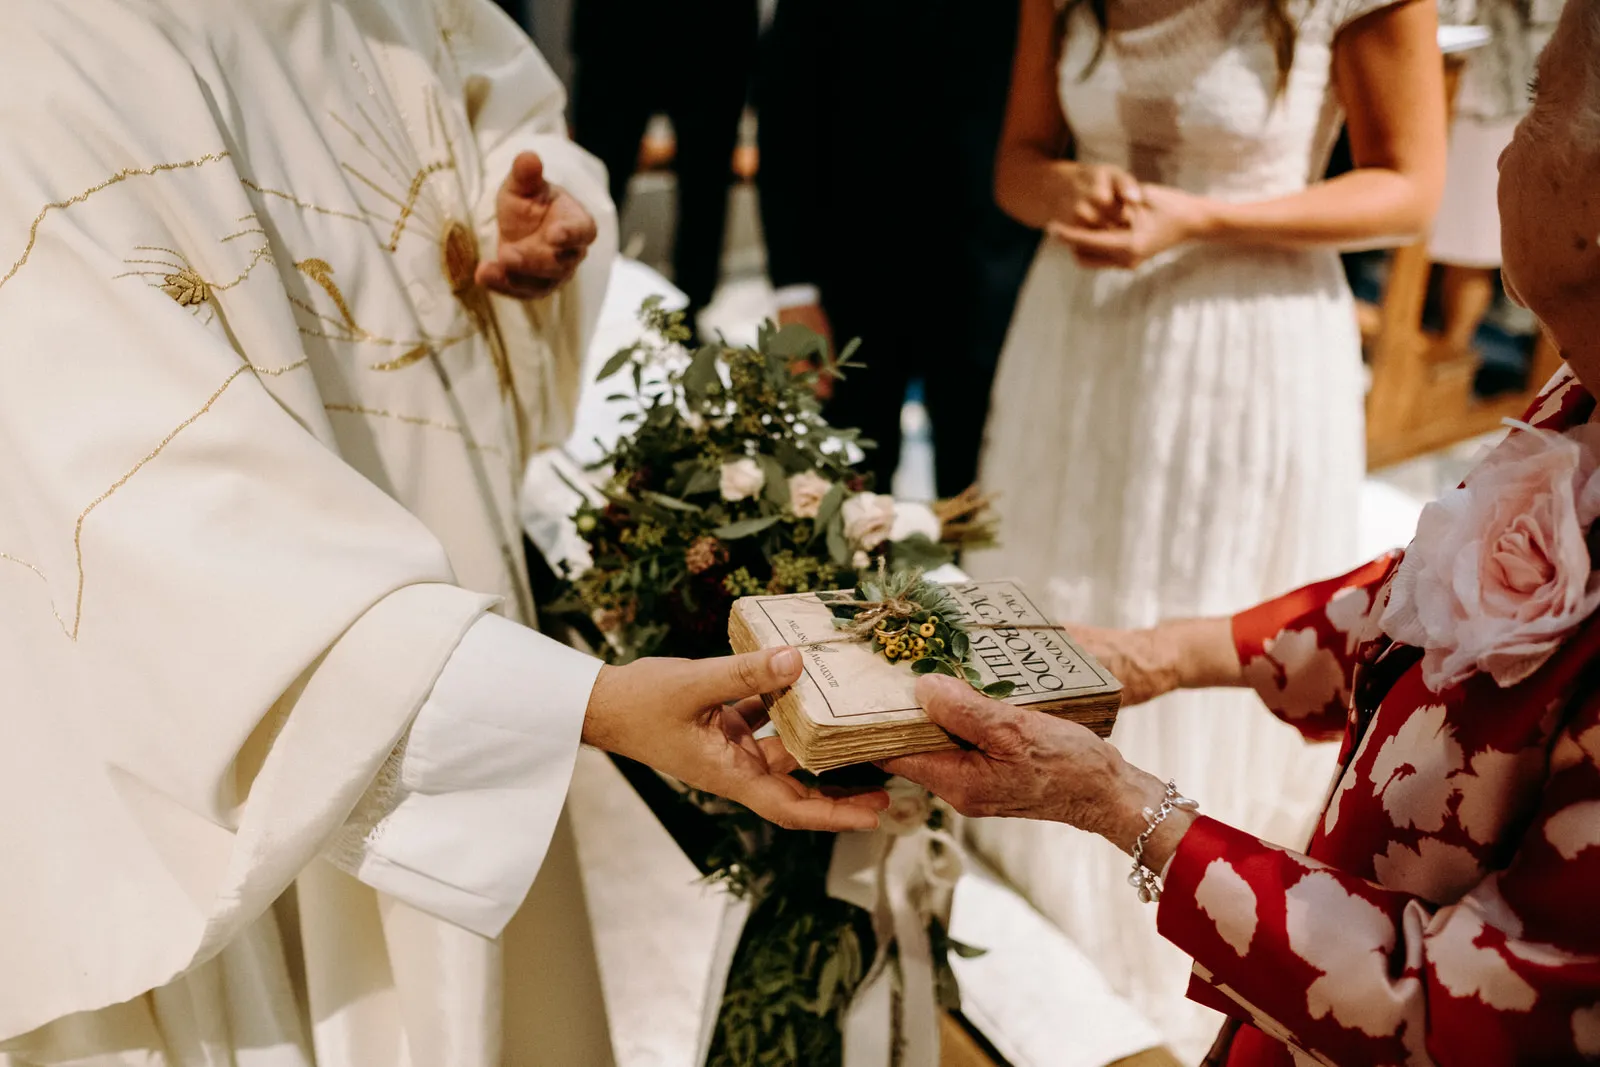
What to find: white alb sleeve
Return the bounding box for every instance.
[327,612,602,938]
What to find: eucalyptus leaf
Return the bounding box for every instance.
[683,343,721,397]
[757,454,789,507]
[641,491,701,513]
[765,322,826,361]
[810,483,845,547]
[950,938,989,960]
[826,513,852,566]
[774,438,809,471]
[814,954,842,1016]
[684,465,721,495]
[963,666,982,683]
[713,514,783,540]
[597,345,636,381]
[983,680,1017,699]
[936,964,962,1013]
[950,631,971,659]
[888,532,954,572]
[932,660,958,678]
[911,658,940,675]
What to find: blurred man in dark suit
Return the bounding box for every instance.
[757,0,1038,497]
[571,0,759,336]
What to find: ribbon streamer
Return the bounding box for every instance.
[828,792,963,1067]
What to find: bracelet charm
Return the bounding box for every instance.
[1129,779,1199,903]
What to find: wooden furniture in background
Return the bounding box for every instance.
[1363,46,1560,470]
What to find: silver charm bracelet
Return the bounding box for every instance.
[1129,779,1200,903]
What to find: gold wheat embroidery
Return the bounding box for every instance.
[290,259,475,368]
[117,245,275,309]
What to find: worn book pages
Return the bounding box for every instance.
[730,580,1122,772]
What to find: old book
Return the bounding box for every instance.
[729,579,1122,773]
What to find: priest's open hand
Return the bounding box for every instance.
[583,648,890,832]
[477,151,598,300]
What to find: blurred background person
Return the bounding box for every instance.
[962,0,1446,1058]
[1430,0,1560,355]
[570,0,760,339]
[756,0,1039,498]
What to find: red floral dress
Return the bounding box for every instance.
[1157,371,1600,1066]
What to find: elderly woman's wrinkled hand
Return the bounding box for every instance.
[884,674,1198,867]
[1069,617,1245,708]
[880,675,1128,829]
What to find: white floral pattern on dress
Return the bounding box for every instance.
[1369,704,1461,833]
[1195,859,1259,957]
[1428,911,1538,1012]
[1241,628,1346,723]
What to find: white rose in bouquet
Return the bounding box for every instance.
[890,500,943,544]
[787,471,833,518]
[719,457,766,502]
[842,492,897,551]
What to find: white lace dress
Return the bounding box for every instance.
[963,0,1398,1058]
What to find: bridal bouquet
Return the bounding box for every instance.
[557,299,990,1066]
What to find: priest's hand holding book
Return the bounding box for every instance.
[582,647,892,833]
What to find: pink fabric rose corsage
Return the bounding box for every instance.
[1381,421,1600,692]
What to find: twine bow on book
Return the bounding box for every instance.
[822,590,926,642]
[817,568,1065,700]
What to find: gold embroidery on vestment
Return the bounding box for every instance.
[323,403,506,457]
[222,226,268,244]
[386,160,453,253]
[0,152,231,294]
[115,244,275,317]
[251,357,312,378]
[0,364,253,641]
[289,257,475,367]
[296,258,361,332]
[238,177,369,225]
[367,346,434,372]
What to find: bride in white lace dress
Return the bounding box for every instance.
[963,0,1445,1057]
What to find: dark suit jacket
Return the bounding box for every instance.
[756,0,1035,312]
[756,0,1038,494]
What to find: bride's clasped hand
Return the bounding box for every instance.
[1049,181,1220,270]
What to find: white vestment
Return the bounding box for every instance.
[0,0,619,1063]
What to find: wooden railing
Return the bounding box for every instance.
[1363,57,1561,470]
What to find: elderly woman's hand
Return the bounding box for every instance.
[882,675,1199,871]
[1069,617,1244,707]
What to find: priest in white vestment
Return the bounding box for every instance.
[0,2,887,1064]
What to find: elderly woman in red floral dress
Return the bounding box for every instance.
[882,2,1600,1062]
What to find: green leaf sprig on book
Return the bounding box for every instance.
[818,569,1016,700]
